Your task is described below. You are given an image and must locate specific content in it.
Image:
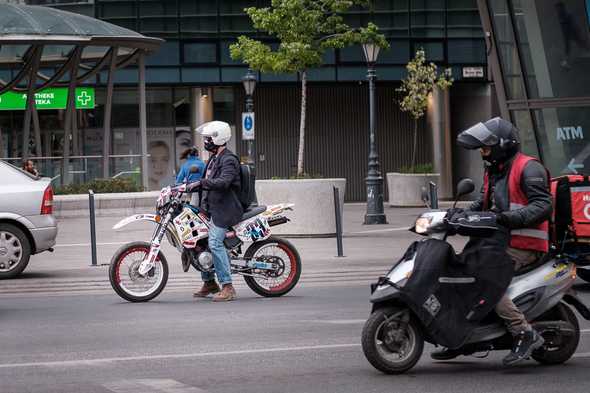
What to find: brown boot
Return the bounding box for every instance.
[193,280,220,298]
[212,284,236,302]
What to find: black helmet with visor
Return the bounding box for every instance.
[457,117,520,166]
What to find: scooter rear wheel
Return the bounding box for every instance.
[532,303,580,365]
[362,307,424,374]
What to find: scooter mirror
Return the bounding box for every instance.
[456,178,475,199]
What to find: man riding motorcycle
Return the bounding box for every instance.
[189,121,243,302]
[432,117,552,366]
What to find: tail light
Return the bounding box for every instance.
[41,186,53,215]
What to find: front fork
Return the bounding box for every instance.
[138,212,172,276]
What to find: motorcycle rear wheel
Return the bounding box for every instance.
[532,303,580,365]
[362,307,424,374]
[109,241,169,302]
[243,237,301,297]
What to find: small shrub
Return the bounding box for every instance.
[397,163,435,174]
[54,178,142,195]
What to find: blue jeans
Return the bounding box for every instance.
[201,223,232,285]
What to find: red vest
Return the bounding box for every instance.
[483,153,549,253]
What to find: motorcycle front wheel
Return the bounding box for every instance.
[362,307,424,374]
[243,237,301,297]
[109,241,169,302]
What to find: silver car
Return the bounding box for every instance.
[0,160,58,278]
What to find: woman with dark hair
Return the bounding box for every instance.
[176,146,205,184]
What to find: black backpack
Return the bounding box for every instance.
[233,157,257,210]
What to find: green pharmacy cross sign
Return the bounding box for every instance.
[0,87,95,110]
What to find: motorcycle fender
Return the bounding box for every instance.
[370,284,402,305]
[113,214,159,230]
[564,290,590,320]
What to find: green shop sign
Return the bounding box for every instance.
[0,87,95,111]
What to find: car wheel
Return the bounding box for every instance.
[0,223,32,279]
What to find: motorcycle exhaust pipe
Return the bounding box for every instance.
[268,217,289,227]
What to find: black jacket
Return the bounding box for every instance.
[200,149,243,228]
[470,157,552,229]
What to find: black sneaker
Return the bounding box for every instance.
[431,347,463,361]
[503,329,545,366]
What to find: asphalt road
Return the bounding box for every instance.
[2,283,590,393]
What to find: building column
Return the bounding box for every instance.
[428,86,453,199]
[190,87,213,161]
[102,47,117,178]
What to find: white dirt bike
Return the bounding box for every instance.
[108,183,301,302]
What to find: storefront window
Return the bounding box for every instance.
[488,0,526,100]
[411,0,445,38]
[511,110,540,158]
[533,107,590,176]
[512,0,590,99]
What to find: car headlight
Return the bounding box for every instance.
[415,216,432,234]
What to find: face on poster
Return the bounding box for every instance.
[148,128,176,191]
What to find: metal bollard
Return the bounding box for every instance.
[333,186,344,257]
[89,189,98,267]
[429,181,439,210]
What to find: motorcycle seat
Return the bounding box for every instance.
[241,205,267,221]
[514,253,552,276]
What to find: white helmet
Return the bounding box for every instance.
[197,121,231,146]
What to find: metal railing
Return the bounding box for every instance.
[0,154,146,187]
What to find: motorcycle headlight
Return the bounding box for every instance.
[415,216,432,234]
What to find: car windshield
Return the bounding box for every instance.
[0,160,40,180]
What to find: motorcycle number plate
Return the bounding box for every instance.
[174,208,202,243]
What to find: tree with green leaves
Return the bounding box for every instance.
[230,0,388,177]
[397,49,453,173]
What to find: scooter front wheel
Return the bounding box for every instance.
[109,241,169,302]
[362,307,424,374]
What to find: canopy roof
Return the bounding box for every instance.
[0,3,163,92]
[0,3,162,51]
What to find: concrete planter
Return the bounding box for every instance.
[387,172,440,207]
[54,191,160,218]
[255,178,346,237]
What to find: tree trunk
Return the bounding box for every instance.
[411,119,418,172]
[297,70,307,177]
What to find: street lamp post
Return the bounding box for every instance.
[362,42,387,225]
[242,69,257,166]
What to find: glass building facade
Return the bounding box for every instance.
[479,0,590,176]
[1,1,490,198]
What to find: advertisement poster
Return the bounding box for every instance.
[147,127,176,191]
[110,127,176,190]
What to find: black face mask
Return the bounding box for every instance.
[204,138,218,153]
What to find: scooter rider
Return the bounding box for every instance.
[189,121,243,302]
[432,117,552,366]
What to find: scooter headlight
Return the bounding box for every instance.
[415,216,433,234]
